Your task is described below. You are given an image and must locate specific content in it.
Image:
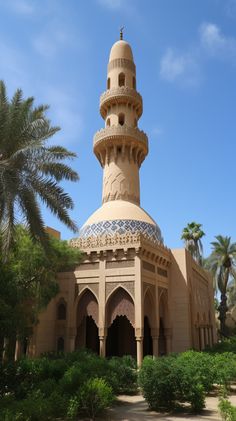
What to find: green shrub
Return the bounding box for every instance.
[206,337,236,354]
[139,356,176,411]
[78,378,114,420]
[214,353,236,387]
[59,364,83,395]
[139,354,206,412]
[219,397,236,421]
[107,356,138,394]
[66,395,80,420]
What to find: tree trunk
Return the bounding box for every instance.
[218,293,228,336]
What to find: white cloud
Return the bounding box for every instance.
[160,22,236,87]
[200,22,236,62]
[160,48,201,87]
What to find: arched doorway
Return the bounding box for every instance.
[106,287,136,357]
[106,315,136,357]
[75,289,99,354]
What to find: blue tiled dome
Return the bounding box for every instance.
[79,201,163,243]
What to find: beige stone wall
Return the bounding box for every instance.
[30,239,216,360]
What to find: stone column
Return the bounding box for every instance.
[134,254,143,366]
[68,327,76,352]
[164,328,172,354]
[2,338,9,363]
[99,328,107,357]
[204,327,209,347]
[14,336,22,361]
[151,328,159,358]
[99,258,106,356]
[136,337,143,367]
[207,326,212,347]
[200,327,205,350]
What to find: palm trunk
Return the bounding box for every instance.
[218,268,229,336]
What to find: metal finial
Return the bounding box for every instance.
[120,26,124,40]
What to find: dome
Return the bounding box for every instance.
[109,40,134,61]
[79,200,163,243]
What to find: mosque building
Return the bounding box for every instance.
[29,33,216,365]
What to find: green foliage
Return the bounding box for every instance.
[0,350,133,419]
[139,356,176,411]
[219,397,236,421]
[78,378,114,420]
[106,356,138,394]
[0,226,81,352]
[0,80,79,259]
[139,350,236,413]
[181,222,205,265]
[205,336,236,354]
[205,235,236,335]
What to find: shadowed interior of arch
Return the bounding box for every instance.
[106,315,136,357]
[75,289,99,354]
[143,316,153,357]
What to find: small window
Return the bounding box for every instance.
[57,337,64,352]
[107,78,110,90]
[118,73,125,87]
[107,118,110,127]
[133,77,136,89]
[57,302,66,320]
[118,113,125,126]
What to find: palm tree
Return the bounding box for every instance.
[0,81,79,259]
[181,222,205,265]
[207,235,236,336]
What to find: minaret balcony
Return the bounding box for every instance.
[93,125,148,167]
[100,87,143,119]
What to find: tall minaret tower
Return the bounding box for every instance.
[94,31,148,206]
[80,34,162,243]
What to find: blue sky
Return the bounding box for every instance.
[0,0,235,257]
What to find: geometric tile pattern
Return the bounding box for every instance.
[79,219,163,243]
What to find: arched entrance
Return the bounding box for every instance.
[75,289,99,354]
[106,315,136,357]
[106,287,136,357]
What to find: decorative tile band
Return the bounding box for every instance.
[79,219,163,243]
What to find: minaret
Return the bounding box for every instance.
[79,34,162,244]
[93,32,148,206]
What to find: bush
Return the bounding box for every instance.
[219,397,236,421]
[139,356,176,411]
[139,354,206,412]
[78,378,114,420]
[107,356,138,394]
[206,336,236,354]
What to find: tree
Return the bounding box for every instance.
[207,235,236,336]
[0,81,79,259]
[0,225,81,360]
[181,222,205,265]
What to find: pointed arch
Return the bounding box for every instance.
[144,287,155,328]
[77,288,98,327]
[57,298,67,320]
[106,286,135,327]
